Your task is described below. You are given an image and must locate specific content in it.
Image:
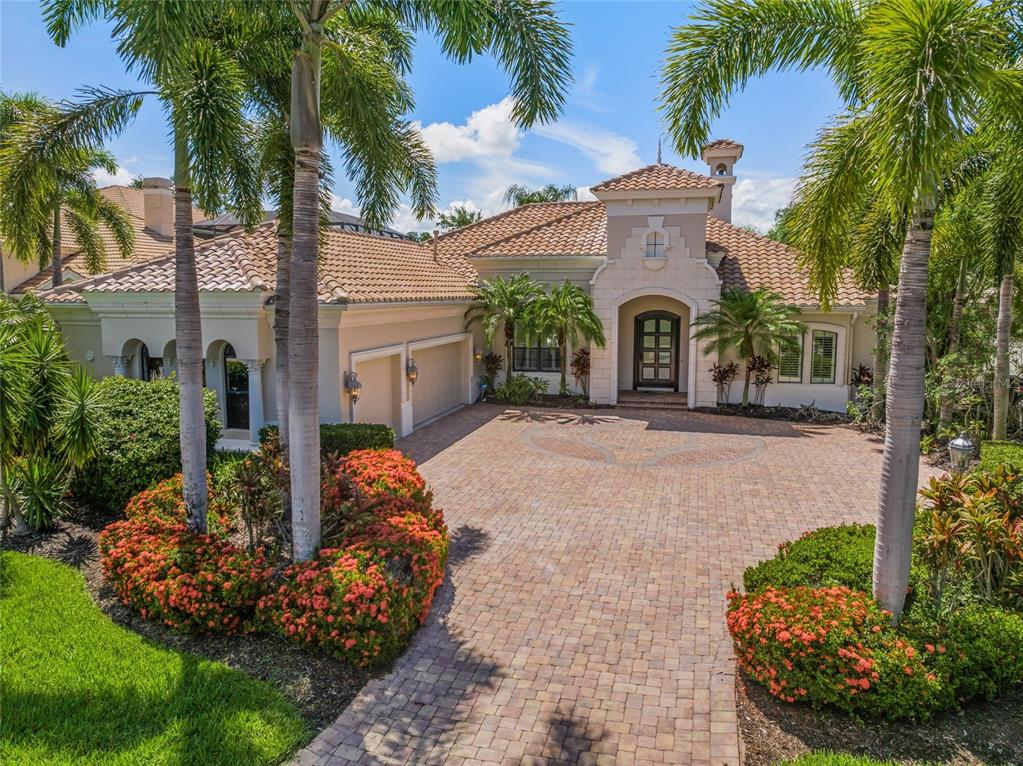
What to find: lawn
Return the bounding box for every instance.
[0,551,308,766]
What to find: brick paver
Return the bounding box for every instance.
[296,405,934,766]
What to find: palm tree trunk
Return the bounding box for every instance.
[274,228,293,526]
[873,210,932,622]
[938,258,968,429]
[871,287,889,422]
[741,366,751,406]
[992,271,1014,441]
[560,339,568,394]
[504,323,514,382]
[0,254,6,293]
[51,206,62,288]
[288,31,323,562]
[173,126,208,534]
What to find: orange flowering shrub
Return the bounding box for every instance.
[100,515,272,634]
[340,449,430,505]
[124,473,234,536]
[727,586,943,719]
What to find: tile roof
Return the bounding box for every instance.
[13,186,207,294]
[708,216,868,306]
[703,139,744,153]
[465,203,607,258]
[433,202,590,259]
[591,163,721,193]
[40,223,475,305]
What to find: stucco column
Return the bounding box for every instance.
[108,355,130,377]
[243,359,266,445]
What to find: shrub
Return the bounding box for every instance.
[73,377,220,513]
[728,586,942,720]
[100,515,272,634]
[743,525,877,594]
[494,374,549,405]
[7,456,69,530]
[258,422,394,456]
[123,473,234,536]
[979,440,1023,471]
[338,449,429,504]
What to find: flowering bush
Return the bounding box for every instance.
[123,473,234,536]
[339,449,430,504]
[100,516,272,634]
[728,586,943,720]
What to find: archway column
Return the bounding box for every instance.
[242,359,267,446]
[108,355,130,376]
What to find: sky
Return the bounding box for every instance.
[0,0,844,233]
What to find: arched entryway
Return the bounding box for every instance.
[223,343,249,430]
[633,310,681,391]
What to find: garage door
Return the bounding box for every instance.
[355,354,400,430]
[411,342,464,426]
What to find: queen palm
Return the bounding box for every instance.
[691,289,805,406]
[528,281,606,395]
[465,274,543,384]
[437,205,482,231]
[47,2,263,534]
[503,183,577,207]
[280,0,571,560]
[0,92,135,288]
[661,0,1023,619]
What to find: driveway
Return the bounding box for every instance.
[296,406,933,766]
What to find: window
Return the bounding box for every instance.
[512,326,559,372]
[645,231,665,258]
[777,334,803,383]
[810,330,837,384]
[715,162,728,176]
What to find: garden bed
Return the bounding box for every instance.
[738,672,1023,766]
[693,403,851,424]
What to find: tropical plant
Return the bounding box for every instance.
[494,374,549,406]
[570,348,591,396]
[479,351,504,396]
[436,205,482,231]
[503,183,577,207]
[0,92,136,288]
[527,281,605,394]
[277,0,571,562]
[661,0,1023,621]
[710,361,740,405]
[691,288,804,406]
[465,274,544,383]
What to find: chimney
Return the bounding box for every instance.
[431,229,440,263]
[142,177,174,238]
[701,140,744,223]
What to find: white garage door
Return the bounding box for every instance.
[355,354,400,430]
[412,342,464,426]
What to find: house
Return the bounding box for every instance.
[37,140,876,444]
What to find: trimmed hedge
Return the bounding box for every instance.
[979,440,1023,471]
[258,422,394,456]
[743,524,877,594]
[73,378,220,513]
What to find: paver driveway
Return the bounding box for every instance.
[296,406,934,766]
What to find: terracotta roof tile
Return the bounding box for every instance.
[468,203,607,258]
[703,138,744,153]
[40,224,475,305]
[433,202,590,259]
[591,163,720,193]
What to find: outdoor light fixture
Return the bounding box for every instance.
[473,350,483,362]
[406,358,419,386]
[344,371,362,404]
[948,432,975,472]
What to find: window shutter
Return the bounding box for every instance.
[810,330,837,384]
[778,335,802,382]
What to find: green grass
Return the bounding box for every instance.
[979,440,1023,471]
[0,552,307,766]
[780,754,915,766]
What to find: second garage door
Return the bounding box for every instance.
[411,342,465,426]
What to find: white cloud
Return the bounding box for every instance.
[418,97,522,163]
[329,194,360,216]
[572,63,611,113]
[92,165,135,187]
[575,186,597,202]
[533,121,639,176]
[731,177,794,232]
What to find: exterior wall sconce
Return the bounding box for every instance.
[344,371,362,404]
[406,358,419,386]
[948,432,975,472]
[473,351,483,362]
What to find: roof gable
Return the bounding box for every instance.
[591,163,721,194]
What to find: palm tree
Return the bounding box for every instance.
[503,183,577,207]
[465,275,544,384]
[528,281,606,394]
[691,289,805,406]
[437,205,482,231]
[0,92,135,288]
[661,0,1023,620]
[47,3,264,535]
[280,0,572,560]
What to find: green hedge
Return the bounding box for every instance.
[743,524,877,594]
[73,378,221,513]
[258,422,394,456]
[979,440,1023,471]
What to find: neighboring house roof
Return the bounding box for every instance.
[13,186,207,294]
[193,208,407,239]
[590,163,721,193]
[40,224,474,305]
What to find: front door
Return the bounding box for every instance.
[224,344,249,430]
[634,311,680,390]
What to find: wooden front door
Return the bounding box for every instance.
[634,311,680,390]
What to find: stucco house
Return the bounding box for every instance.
[36,140,876,444]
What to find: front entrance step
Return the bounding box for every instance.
[616,390,689,411]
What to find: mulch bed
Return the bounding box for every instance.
[694,403,852,425]
[1,507,379,733]
[737,671,1023,765]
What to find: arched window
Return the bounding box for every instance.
[645,231,665,258]
[715,162,728,176]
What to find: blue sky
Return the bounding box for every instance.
[1,0,842,232]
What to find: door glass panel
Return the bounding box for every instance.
[657,368,670,380]
[659,319,671,332]
[643,335,656,349]
[642,366,655,378]
[642,351,654,363]
[644,318,656,332]
[658,335,671,348]
[658,351,671,364]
